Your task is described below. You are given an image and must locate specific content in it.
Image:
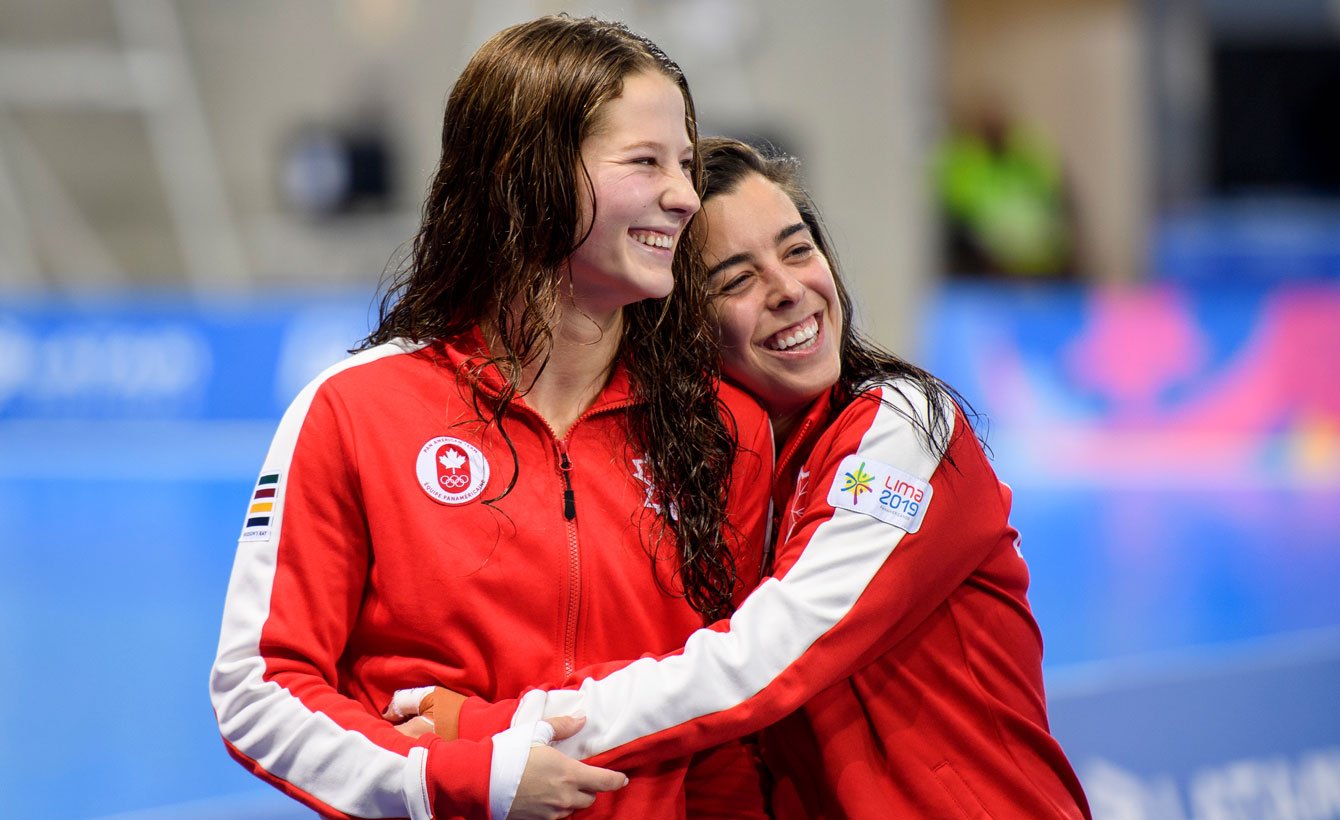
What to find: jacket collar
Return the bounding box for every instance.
[774,389,838,494]
[432,325,637,415]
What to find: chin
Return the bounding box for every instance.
[634,280,675,302]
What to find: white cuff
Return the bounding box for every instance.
[402,746,433,820]
[488,721,553,820]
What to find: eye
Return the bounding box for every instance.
[714,272,752,295]
[785,243,815,260]
[633,157,657,166]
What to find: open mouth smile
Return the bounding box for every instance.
[764,314,820,351]
[631,230,675,250]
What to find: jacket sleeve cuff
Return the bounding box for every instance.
[422,735,495,820]
[488,722,545,820]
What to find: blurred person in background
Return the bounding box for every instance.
[938,104,1078,278]
[395,137,1091,820]
[209,17,772,820]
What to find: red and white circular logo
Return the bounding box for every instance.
[416,436,489,505]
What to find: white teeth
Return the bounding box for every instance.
[633,232,673,249]
[766,317,819,351]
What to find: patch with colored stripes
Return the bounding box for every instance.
[239,472,281,542]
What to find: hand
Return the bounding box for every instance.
[506,716,627,820]
[387,686,467,740]
[393,715,434,739]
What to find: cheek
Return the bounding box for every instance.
[713,301,754,354]
[811,265,840,309]
[714,304,769,392]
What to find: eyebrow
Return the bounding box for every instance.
[706,221,809,278]
[618,140,692,154]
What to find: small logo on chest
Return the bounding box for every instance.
[632,457,678,519]
[783,466,811,543]
[416,436,489,504]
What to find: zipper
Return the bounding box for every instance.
[556,437,580,677]
[536,402,636,678]
[776,415,817,487]
[468,352,641,679]
[558,444,576,521]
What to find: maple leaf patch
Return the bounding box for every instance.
[416,436,489,505]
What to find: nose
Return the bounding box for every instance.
[764,266,806,310]
[662,169,700,218]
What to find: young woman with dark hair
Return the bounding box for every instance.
[401,137,1091,819]
[209,20,771,820]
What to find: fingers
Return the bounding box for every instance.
[382,685,434,721]
[508,747,626,820]
[543,714,586,741]
[572,760,628,795]
[382,686,468,741]
[392,715,434,739]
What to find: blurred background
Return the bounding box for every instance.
[1,0,1338,818]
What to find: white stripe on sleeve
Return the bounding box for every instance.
[210,341,435,818]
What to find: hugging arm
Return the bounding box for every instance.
[439,385,1008,771]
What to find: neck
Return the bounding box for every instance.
[497,297,625,439]
[770,409,806,455]
[769,391,828,456]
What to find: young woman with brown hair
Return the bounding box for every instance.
[209,19,771,820]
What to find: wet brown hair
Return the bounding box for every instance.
[699,137,967,458]
[359,16,740,623]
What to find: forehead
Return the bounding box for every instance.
[703,174,804,254]
[587,70,689,140]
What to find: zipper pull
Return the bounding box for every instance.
[559,448,576,520]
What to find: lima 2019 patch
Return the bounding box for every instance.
[416,436,489,505]
[827,454,932,533]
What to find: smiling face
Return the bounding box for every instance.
[703,172,843,433]
[568,70,700,316]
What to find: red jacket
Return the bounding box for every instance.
[209,329,773,820]
[458,379,1090,819]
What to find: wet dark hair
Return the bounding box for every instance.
[699,136,972,459]
[358,16,740,623]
